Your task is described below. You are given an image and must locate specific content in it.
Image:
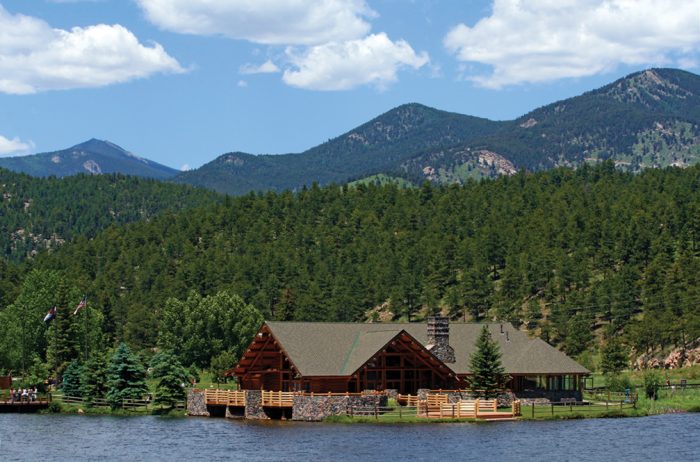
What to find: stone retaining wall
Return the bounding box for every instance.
[292,394,388,421]
[186,389,209,417]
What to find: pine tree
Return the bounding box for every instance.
[469,326,508,398]
[151,351,188,408]
[106,343,148,409]
[80,354,109,403]
[600,338,628,376]
[61,360,82,397]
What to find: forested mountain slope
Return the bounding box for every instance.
[175,68,700,194]
[0,168,220,261]
[22,163,700,361]
[174,103,503,194]
[0,139,179,179]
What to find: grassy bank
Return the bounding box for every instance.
[43,400,187,417]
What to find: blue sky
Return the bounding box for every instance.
[1,0,699,170]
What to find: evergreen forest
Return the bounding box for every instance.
[1,162,700,379]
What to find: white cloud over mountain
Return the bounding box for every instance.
[0,135,34,156]
[444,0,700,88]
[137,0,375,45]
[0,5,183,94]
[137,0,427,91]
[283,33,429,91]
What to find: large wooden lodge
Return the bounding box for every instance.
[229,317,589,399]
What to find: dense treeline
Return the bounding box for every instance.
[0,168,220,261]
[2,162,700,376]
[27,164,700,350]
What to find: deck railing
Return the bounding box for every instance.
[261,390,295,407]
[420,397,521,419]
[204,389,246,406]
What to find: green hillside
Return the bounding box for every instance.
[3,163,694,371]
[0,168,220,261]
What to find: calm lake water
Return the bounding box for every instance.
[1,413,698,461]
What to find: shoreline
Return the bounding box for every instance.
[34,400,698,423]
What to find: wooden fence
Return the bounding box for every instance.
[524,400,636,418]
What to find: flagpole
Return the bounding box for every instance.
[84,296,89,361]
[21,304,26,374]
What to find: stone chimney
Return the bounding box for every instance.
[426,316,455,363]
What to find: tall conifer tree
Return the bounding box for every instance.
[107,343,148,408]
[469,326,507,398]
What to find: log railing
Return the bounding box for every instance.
[261,390,295,407]
[204,389,246,406]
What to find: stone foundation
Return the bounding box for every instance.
[384,389,398,400]
[186,389,209,417]
[244,390,269,420]
[515,389,582,403]
[291,394,387,421]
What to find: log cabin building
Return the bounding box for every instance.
[229,317,589,399]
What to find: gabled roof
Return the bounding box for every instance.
[263,321,589,376]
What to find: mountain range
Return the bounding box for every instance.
[2,68,700,194]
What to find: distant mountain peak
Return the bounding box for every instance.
[603,68,695,105]
[0,138,178,179]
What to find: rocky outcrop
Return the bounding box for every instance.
[634,342,700,370]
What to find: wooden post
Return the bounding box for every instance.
[475,399,479,418]
[551,403,554,416]
[532,402,535,418]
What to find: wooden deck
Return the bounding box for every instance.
[415,395,522,420]
[0,398,51,413]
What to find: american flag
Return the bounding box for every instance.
[73,296,87,315]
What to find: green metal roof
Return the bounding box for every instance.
[264,321,589,377]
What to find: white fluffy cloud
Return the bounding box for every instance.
[137,0,375,45]
[444,0,700,88]
[0,135,34,156]
[0,5,183,94]
[282,33,429,91]
[239,60,281,75]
